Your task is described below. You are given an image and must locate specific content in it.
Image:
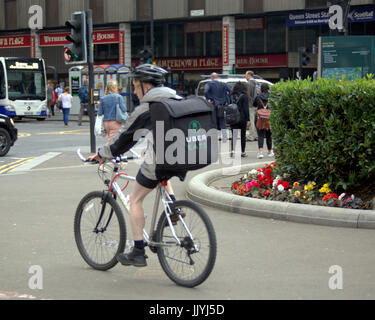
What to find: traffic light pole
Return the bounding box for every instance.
[86,9,96,153]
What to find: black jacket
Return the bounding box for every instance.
[231,93,249,125]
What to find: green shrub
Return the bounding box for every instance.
[269,76,375,193]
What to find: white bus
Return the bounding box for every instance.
[0,57,47,120]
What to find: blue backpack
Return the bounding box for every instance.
[79,86,90,103]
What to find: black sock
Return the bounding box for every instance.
[134,240,144,251]
[169,194,176,202]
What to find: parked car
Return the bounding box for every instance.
[0,114,18,156]
[196,74,273,98]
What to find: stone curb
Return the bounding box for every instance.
[186,162,375,229]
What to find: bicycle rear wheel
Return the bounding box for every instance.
[155,200,217,287]
[74,191,126,271]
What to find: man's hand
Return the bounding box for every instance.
[88,153,102,164]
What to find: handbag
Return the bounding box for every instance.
[115,96,128,123]
[94,114,106,137]
[256,100,271,130]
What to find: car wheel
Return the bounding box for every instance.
[0,128,11,156]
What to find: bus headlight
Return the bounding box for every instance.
[41,102,47,111]
[5,104,15,112]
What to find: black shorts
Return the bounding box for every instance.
[136,170,159,189]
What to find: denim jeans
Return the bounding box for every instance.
[62,108,70,125]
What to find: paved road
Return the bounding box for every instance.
[1,121,375,300]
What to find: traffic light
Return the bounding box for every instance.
[64,11,87,64]
[298,47,311,67]
[140,46,153,64]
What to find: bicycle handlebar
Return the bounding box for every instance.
[76,148,141,164]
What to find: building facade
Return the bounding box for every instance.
[1,0,374,94]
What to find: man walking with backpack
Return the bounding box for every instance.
[204,73,231,142]
[78,80,90,126]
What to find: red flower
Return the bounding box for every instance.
[264,190,270,196]
[282,181,289,189]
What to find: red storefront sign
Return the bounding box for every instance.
[39,30,119,46]
[236,54,288,68]
[222,25,229,66]
[133,54,287,70]
[0,35,31,48]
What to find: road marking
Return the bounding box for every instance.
[18,132,32,138]
[37,129,89,136]
[9,152,61,173]
[0,158,35,174]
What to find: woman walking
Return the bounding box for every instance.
[98,81,128,145]
[58,86,73,127]
[253,83,274,159]
[230,82,250,158]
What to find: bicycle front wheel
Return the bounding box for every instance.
[74,191,126,271]
[155,200,217,288]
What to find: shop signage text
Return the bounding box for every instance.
[39,30,119,46]
[287,6,375,26]
[133,54,287,70]
[0,35,31,48]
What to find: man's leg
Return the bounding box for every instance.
[117,181,153,267]
[78,104,84,126]
[247,107,257,141]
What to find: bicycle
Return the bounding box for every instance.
[74,149,217,288]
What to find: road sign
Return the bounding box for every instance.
[64,47,71,62]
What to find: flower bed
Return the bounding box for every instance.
[231,162,375,210]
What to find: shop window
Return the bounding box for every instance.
[187,33,203,57]
[206,32,221,57]
[94,44,119,62]
[267,16,286,53]
[245,29,265,54]
[305,0,327,8]
[236,30,245,55]
[5,0,17,29]
[288,27,305,52]
[154,24,165,57]
[350,22,365,36]
[168,24,184,57]
[132,24,149,58]
[365,22,375,35]
[137,0,151,21]
[45,0,59,27]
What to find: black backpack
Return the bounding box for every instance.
[223,94,242,126]
[150,96,219,181]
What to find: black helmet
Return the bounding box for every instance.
[129,63,168,86]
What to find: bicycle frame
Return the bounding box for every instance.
[77,149,196,250]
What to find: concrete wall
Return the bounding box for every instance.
[59,0,86,25]
[104,0,136,23]
[264,0,305,12]
[154,0,187,20]
[206,0,243,16]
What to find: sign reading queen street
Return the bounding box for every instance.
[287,6,375,26]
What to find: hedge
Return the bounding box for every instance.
[269,76,375,194]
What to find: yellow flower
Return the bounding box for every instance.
[295,191,301,196]
[293,182,300,188]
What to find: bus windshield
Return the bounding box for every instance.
[5,60,46,101]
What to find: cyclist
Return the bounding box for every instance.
[89,64,182,267]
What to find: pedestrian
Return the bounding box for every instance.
[245,70,258,142]
[47,80,55,117]
[51,82,58,116]
[55,83,63,98]
[230,82,250,158]
[253,83,274,159]
[77,80,90,126]
[58,86,73,127]
[88,64,180,267]
[97,80,127,145]
[204,72,231,142]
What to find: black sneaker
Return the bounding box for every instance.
[164,208,186,226]
[117,248,147,267]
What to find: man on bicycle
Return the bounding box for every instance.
[89,64,181,267]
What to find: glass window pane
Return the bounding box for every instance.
[236,30,244,55]
[206,32,221,56]
[245,29,264,54]
[187,33,203,57]
[288,26,304,52]
[168,24,184,57]
[267,16,286,53]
